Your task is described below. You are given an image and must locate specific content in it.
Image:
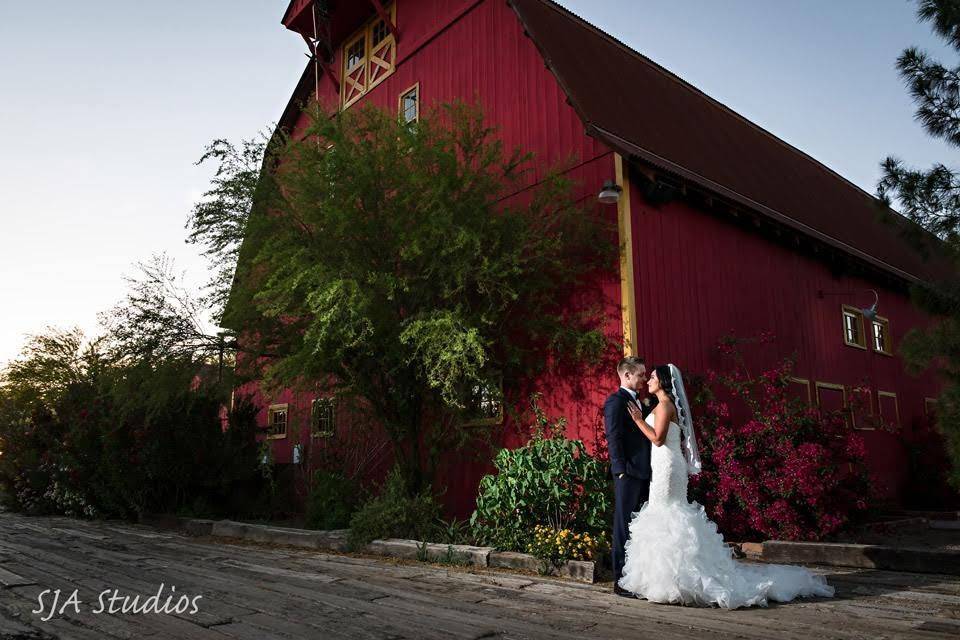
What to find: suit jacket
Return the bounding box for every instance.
[604,388,657,479]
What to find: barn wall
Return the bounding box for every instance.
[627,176,935,500]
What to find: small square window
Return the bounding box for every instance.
[311,398,336,438]
[399,84,419,124]
[267,404,288,440]
[842,306,866,349]
[872,317,892,355]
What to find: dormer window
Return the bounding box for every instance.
[341,4,397,109]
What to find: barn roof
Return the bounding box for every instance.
[508,0,946,283]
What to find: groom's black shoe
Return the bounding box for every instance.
[613,585,637,599]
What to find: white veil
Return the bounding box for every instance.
[669,364,702,476]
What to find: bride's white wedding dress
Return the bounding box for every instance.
[619,413,835,609]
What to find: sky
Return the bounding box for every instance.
[0,1,955,367]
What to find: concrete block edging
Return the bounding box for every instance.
[142,515,598,583]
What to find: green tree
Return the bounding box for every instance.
[878,0,960,487]
[219,101,614,491]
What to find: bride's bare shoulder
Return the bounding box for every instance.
[654,399,678,423]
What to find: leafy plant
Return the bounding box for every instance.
[346,466,443,550]
[434,517,473,545]
[304,470,357,530]
[470,396,612,551]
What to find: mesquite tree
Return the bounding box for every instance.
[219,101,614,490]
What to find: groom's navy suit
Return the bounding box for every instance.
[605,387,656,588]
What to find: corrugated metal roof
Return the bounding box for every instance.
[509,0,947,283]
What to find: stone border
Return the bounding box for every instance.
[139,515,598,583]
[758,541,960,575]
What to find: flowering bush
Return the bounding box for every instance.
[470,395,611,551]
[526,525,607,574]
[695,334,873,541]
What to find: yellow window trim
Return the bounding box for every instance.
[267,403,289,440]
[398,82,420,122]
[871,315,893,356]
[878,390,900,429]
[341,3,397,110]
[841,305,867,350]
[788,377,812,405]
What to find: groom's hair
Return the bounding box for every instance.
[617,356,645,375]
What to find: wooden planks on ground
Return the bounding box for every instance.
[0,512,958,639]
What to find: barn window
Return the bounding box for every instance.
[925,397,938,418]
[399,83,419,123]
[842,306,866,350]
[815,381,850,427]
[787,377,812,405]
[341,3,397,109]
[871,317,892,355]
[878,391,900,430]
[267,404,288,440]
[311,398,336,438]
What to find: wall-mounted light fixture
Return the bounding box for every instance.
[598,180,623,204]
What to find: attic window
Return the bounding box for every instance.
[341,3,397,109]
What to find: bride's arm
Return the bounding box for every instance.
[626,403,670,447]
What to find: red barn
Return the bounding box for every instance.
[231,0,945,515]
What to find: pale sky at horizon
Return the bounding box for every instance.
[0,1,956,368]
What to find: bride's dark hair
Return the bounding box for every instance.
[653,365,675,403]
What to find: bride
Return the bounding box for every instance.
[618,364,835,609]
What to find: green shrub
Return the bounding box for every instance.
[305,470,357,530]
[470,401,611,551]
[347,466,442,549]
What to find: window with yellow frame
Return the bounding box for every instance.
[267,404,288,440]
[871,316,892,355]
[341,3,397,109]
[399,83,420,124]
[841,305,866,350]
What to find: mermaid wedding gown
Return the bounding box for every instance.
[618,413,835,609]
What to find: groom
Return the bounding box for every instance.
[604,355,656,597]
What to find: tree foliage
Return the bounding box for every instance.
[0,328,267,519]
[187,136,268,321]
[220,100,615,488]
[878,0,960,488]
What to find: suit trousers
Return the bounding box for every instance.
[612,474,650,586]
